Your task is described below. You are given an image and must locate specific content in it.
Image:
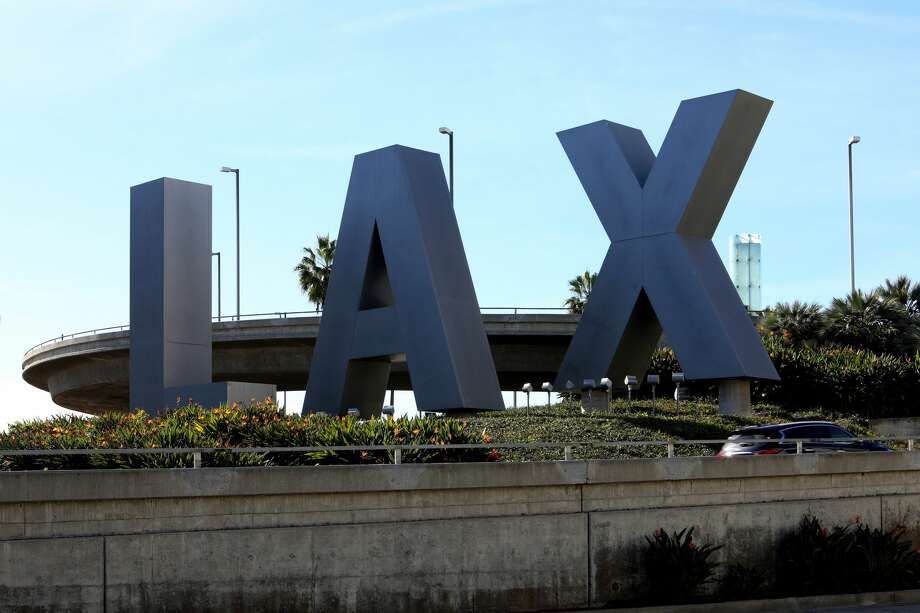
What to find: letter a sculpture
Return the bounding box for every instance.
[303,145,504,416]
[554,89,779,410]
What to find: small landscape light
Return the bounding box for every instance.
[542,382,553,406]
[647,374,660,414]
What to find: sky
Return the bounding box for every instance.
[1,0,918,429]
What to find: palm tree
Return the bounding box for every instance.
[295,234,336,311]
[761,301,825,346]
[878,276,920,319]
[565,271,597,314]
[824,289,918,355]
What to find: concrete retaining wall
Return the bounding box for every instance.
[4,454,920,612]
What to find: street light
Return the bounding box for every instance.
[847,136,861,293]
[439,127,453,206]
[211,252,221,320]
[220,166,240,320]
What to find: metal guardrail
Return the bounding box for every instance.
[22,307,573,358]
[0,437,910,469]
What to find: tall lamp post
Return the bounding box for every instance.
[847,136,860,294]
[220,166,240,320]
[439,127,453,206]
[211,251,221,320]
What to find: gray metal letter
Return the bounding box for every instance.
[555,89,780,390]
[130,178,213,413]
[302,145,503,416]
[129,178,275,414]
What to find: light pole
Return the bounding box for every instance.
[211,251,221,320]
[439,127,453,206]
[847,136,860,294]
[220,166,240,320]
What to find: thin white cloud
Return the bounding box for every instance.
[0,0,232,97]
[336,0,507,35]
[613,0,920,33]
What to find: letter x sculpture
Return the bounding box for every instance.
[554,89,780,390]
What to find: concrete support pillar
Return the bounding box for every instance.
[718,379,752,416]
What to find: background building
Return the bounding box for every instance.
[729,233,762,312]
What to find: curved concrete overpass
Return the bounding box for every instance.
[22,314,579,414]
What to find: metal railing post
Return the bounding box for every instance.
[796,440,803,455]
[909,439,915,452]
[394,449,402,465]
[564,445,573,461]
[193,452,202,469]
[667,442,675,458]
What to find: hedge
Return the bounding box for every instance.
[0,400,496,471]
[647,337,920,419]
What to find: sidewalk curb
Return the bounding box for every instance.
[555,588,920,612]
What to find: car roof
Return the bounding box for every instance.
[735,421,840,434]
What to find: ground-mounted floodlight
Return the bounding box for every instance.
[346,407,360,418]
[382,405,395,420]
[522,382,533,412]
[672,372,686,415]
[600,377,613,408]
[624,375,639,403]
[541,381,553,406]
[581,378,597,405]
[647,374,660,414]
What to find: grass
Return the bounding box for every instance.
[466,399,877,462]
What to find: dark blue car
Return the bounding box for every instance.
[716,421,891,457]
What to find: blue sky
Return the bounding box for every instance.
[1,1,918,427]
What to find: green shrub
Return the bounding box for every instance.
[642,527,722,603]
[0,400,497,471]
[643,339,920,418]
[754,337,920,418]
[776,515,920,596]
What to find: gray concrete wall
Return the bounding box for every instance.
[4,454,920,612]
[871,417,920,437]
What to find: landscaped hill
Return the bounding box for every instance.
[0,399,880,469]
[465,399,876,462]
